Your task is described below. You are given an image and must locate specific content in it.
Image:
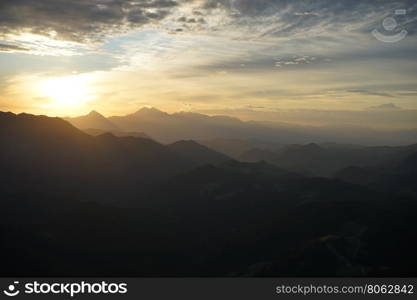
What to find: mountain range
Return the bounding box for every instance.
[237,142,417,177]
[1,111,417,277]
[65,110,120,132]
[1,111,231,206]
[66,108,417,146]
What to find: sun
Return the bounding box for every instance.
[38,74,96,111]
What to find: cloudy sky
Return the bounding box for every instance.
[0,0,416,128]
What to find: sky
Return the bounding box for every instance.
[0,0,417,129]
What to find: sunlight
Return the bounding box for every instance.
[38,74,96,111]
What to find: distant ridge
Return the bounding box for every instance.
[167,140,232,165]
[66,110,120,131]
[132,107,170,119]
[83,128,152,140]
[66,107,417,146]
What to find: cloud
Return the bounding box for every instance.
[369,103,402,110]
[1,0,416,58]
[0,0,181,44]
[198,0,417,42]
[3,1,416,45]
[0,43,29,52]
[0,0,416,131]
[348,89,395,98]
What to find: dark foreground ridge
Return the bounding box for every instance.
[1,112,417,276]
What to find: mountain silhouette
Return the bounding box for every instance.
[198,138,283,159]
[62,108,417,146]
[83,128,152,140]
[239,143,417,177]
[132,107,170,119]
[66,110,120,131]
[0,112,196,206]
[167,140,232,166]
[1,111,417,277]
[335,151,417,195]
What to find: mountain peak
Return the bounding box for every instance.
[87,110,104,118]
[66,110,119,131]
[134,107,168,117]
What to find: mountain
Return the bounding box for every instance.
[198,138,283,159]
[239,143,417,177]
[0,112,237,206]
[240,143,340,177]
[335,151,417,196]
[83,128,152,140]
[109,107,341,144]
[66,110,120,131]
[167,140,232,166]
[143,160,417,276]
[108,108,257,143]
[2,111,417,277]
[106,107,417,145]
[239,148,278,163]
[132,107,170,119]
[0,111,192,206]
